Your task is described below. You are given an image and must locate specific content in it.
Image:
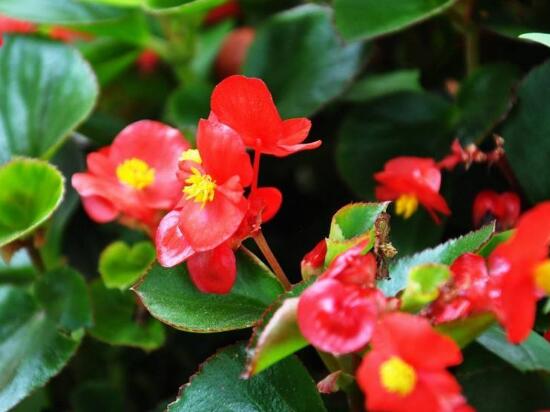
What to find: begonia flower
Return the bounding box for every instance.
[210,75,321,157]
[357,313,472,412]
[72,120,189,233]
[472,190,520,230]
[375,157,450,223]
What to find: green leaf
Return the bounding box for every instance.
[244,4,363,118]
[379,224,494,296]
[344,70,422,102]
[0,268,91,410]
[519,32,550,48]
[134,249,284,332]
[89,280,165,351]
[99,241,156,290]
[0,250,35,284]
[143,0,225,13]
[0,159,64,248]
[478,229,513,258]
[477,325,550,372]
[452,64,519,144]
[0,0,127,24]
[334,0,458,41]
[400,263,451,313]
[329,202,389,241]
[167,343,326,412]
[70,381,124,412]
[190,21,234,78]
[436,313,495,348]
[245,280,313,377]
[502,60,550,203]
[0,36,98,163]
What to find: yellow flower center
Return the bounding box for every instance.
[395,194,419,219]
[534,259,550,294]
[183,167,216,207]
[116,158,155,190]
[180,149,202,164]
[379,356,417,397]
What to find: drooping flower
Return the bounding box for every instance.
[472,190,520,230]
[375,157,450,223]
[297,244,384,354]
[72,120,189,233]
[215,27,255,79]
[210,75,321,157]
[357,313,472,412]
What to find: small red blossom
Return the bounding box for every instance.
[297,244,384,354]
[545,330,550,342]
[48,26,92,43]
[472,190,520,230]
[0,15,36,35]
[375,157,450,223]
[136,49,160,74]
[438,138,505,171]
[357,313,471,412]
[301,239,327,279]
[72,120,189,233]
[204,0,240,25]
[210,75,321,157]
[215,27,255,79]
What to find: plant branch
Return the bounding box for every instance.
[26,242,45,273]
[253,230,291,291]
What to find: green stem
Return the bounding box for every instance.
[465,26,479,75]
[253,230,291,291]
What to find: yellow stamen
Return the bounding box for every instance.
[180,149,202,164]
[395,194,419,219]
[183,167,216,207]
[116,158,155,190]
[534,259,550,294]
[380,356,417,397]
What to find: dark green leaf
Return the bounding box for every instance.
[379,224,494,296]
[334,0,458,41]
[168,343,326,412]
[436,313,495,348]
[477,325,550,372]
[344,70,422,102]
[71,381,124,412]
[89,280,165,351]
[0,159,64,248]
[0,36,98,162]
[502,60,550,203]
[134,249,284,332]
[99,241,156,290]
[244,4,363,117]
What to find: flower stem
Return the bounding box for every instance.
[253,230,291,290]
[251,149,261,193]
[26,243,45,273]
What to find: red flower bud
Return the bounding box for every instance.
[300,240,327,280]
[472,190,520,230]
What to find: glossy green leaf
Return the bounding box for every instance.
[329,202,389,241]
[379,224,494,296]
[143,0,225,13]
[89,280,165,351]
[0,36,98,163]
[478,230,513,258]
[245,280,313,377]
[452,64,519,144]
[400,263,450,313]
[519,32,550,48]
[0,268,91,410]
[134,249,284,332]
[436,313,495,348]
[0,0,127,24]
[502,60,550,203]
[99,241,155,290]
[244,4,363,118]
[477,325,550,372]
[344,70,422,102]
[334,0,458,41]
[168,343,326,412]
[0,159,64,248]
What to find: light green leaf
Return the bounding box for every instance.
[99,241,155,290]
[0,159,64,248]
[344,70,422,102]
[379,224,494,296]
[400,263,451,313]
[168,343,326,412]
[0,36,98,163]
[519,32,550,48]
[329,202,389,241]
[143,0,225,13]
[134,249,284,332]
[334,0,458,41]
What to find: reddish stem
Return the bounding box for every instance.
[251,149,261,193]
[253,230,291,291]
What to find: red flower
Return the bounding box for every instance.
[210,75,321,157]
[375,157,450,223]
[48,26,92,43]
[297,244,384,354]
[136,49,160,74]
[0,15,36,35]
[72,120,189,233]
[301,239,327,279]
[357,313,471,412]
[204,0,240,25]
[472,190,520,230]
[215,27,255,79]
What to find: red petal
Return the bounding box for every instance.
[81,195,118,223]
[249,187,283,223]
[210,75,282,148]
[197,119,253,186]
[155,211,195,267]
[186,244,236,294]
[271,140,323,157]
[472,190,498,227]
[280,118,312,145]
[297,279,378,354]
